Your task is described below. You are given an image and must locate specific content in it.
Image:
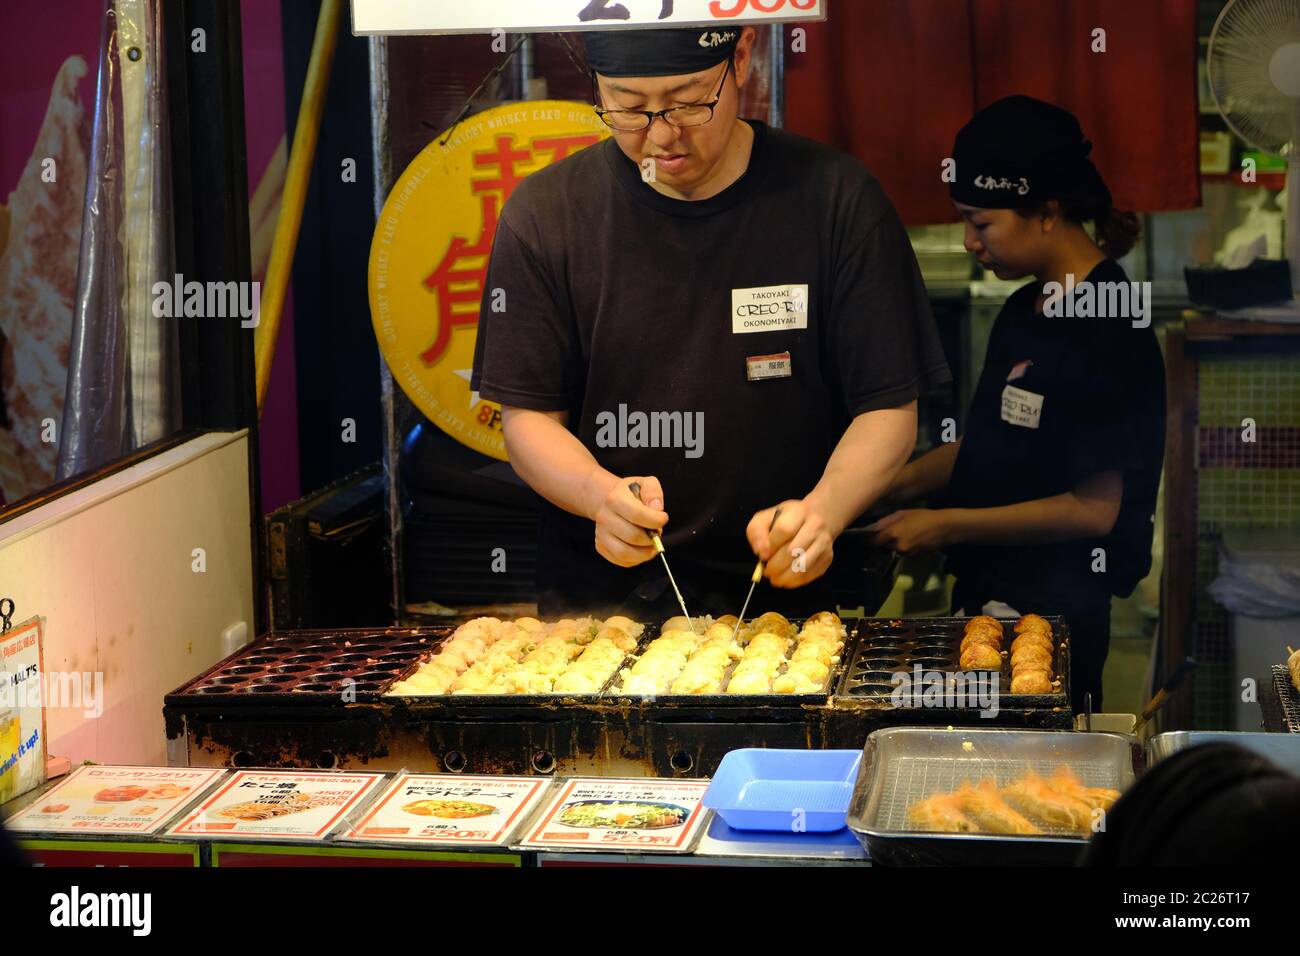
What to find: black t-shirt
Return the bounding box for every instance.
[472,120,951,615]
[943,259,1166,612]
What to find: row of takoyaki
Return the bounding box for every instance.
[959,613,1057,695]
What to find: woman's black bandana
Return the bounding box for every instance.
[950,95,1107,209]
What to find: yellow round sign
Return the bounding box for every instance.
[369,101,610,460]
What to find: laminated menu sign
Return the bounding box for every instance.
[165,770,386,840]
[344,774,550,846]
[520,777,711,852]
[5,765,226,835]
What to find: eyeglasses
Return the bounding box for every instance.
[593,58,733,132]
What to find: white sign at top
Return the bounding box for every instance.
[351,0,826,36]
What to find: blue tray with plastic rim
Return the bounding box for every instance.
[703,749,863,832]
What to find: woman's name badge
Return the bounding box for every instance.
[746,351,792,381]
[1001,384,1043,429]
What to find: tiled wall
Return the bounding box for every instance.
[1193,355,1300,728]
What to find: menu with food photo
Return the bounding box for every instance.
[165,770,386,841]
[520,777,711,853]
[343,773,551,847]
[4,765,226,834]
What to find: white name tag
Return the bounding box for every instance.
[1001,384,1044,429]
[746,351,792,381]
[731,284,808,333]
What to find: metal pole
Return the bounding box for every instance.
[368,33,404,624]
[768,23,785,129]
[519,34,534,99]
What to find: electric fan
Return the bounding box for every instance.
[1208,0,1300,301]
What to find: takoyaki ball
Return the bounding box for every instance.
[805,611,843,631]
[1009,670,1054,694]
[750,612,795,639]
[959,643,1003,670]
[594,626,637,654]
[1014,614,1052,638]
[960,630,1003,653]
[962,620,1005,646]
[1010,644,1053,671]
[600,615,643,639]
[661,615,695,635]
[785,657,830,683]
[1011,632,1053,655]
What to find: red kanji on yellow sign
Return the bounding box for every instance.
[369,104,610,461]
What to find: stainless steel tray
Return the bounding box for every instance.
[1148,730,1300,775]
[846,727,1135,865]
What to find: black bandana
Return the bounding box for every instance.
[950,95,1109,210]
[582,27,739,77]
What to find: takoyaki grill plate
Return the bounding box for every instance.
[165,627,450,706]
[602,618,845,708]
[836,617,1071,711]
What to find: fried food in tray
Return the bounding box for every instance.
[905,765,1119,837]
[1046,766,1121,812]
[1000,771,1092,831]
[906,793,978,833]
[386,615,644,697]
[1287,645,1300,693]
[953,779,1041,834]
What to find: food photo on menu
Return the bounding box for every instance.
[1,0,1297,938]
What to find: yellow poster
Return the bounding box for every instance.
[369,101,610,461]
[0,617,47,804]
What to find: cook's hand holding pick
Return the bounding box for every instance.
[747,498,835,588]
[592,474,668,568]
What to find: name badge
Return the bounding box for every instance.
[746,351,792,381]
[731,284,808,333]
[1001,384,1044,429]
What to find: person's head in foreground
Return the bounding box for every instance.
[1079,742,1300,865]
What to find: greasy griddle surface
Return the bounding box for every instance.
[165,626,450,705]
[837,617,1070,709]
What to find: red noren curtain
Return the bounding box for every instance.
[784,0,1201,225]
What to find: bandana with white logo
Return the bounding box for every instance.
[582,27,738,77]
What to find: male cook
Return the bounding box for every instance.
[471,26,949,617]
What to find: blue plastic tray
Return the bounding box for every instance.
[703,749,862,832]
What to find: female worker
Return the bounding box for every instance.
[870,96,1166,713]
